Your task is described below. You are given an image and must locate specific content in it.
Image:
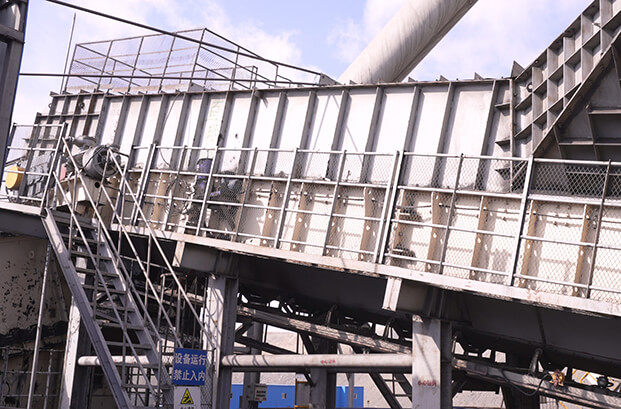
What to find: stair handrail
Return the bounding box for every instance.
[45,169,162,401]
[104,148,215,345]
[45,137,213,350]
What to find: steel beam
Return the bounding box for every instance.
[239,323,264,409]
[237,306,410,354]
[454,358,621,409]
[236,336,295,356]
[0,201,46,237]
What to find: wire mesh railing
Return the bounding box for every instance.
[65,28,325,94]
[0,124,65,205]
[6,131,621,307]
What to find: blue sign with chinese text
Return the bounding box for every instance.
[172,348,208,386]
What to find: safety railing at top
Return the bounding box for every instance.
[64,28,323,94]
[4,135,621,306]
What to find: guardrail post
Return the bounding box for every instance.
[274,148,299,249]
[131,143,157,225]
[438,154,464,275]
[585,160,612,298]
[196,147,219,235]
[376,151,402,264]
[39,125,66,213]
[322,151,347,256]
[18,124,43,199]
[509,156,535,286]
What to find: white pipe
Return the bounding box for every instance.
[78,353,412,371]
[221,353,412,370]
[77,355,174,367]
[339,0,478,84]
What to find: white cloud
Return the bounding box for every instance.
[11,0,597,125]
[410,0,589,80]
[12,0,307,124]
[328,0,407,63]
[328,0,590,81]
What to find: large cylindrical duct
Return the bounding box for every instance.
[338,0,478,84]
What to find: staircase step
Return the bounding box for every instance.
[75,266,118,279]
[96,303,137,314]
[50,210,95,228]
[122,383,161,390]
[107,341,153,351]
[70,250,113,261]
[95,310,140,324]
[83,284,127,296]
[98,320,147,331]
[62,233,101,246]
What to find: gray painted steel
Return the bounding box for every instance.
[5,1,621,408]
[0,0,27,173]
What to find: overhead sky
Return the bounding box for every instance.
[13,0,588,124]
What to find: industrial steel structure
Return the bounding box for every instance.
[3,0,621,408]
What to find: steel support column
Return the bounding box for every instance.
[412,316,452,409]
[57,301,93,409]
[204,275,239,409]
[239,322,264,409]
[309,338,337,409]
[0,0,28,172]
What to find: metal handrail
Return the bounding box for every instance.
[106,152,213,341]
[12,137,621,309]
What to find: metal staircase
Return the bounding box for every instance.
[39,138,213,408]
[43,210,170,408]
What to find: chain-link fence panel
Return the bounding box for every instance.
[66,29,321,94]
[277,181,330,256]
[589,205,621,302]
[1,124,63,205]
[298,151,339,180]
[384,189,448,274]
[514,201,588,296]
[443,195,487,280]
[401,154,440,188]
[468,196,522,284]
[531,162,607,198]
[459,157,528,194]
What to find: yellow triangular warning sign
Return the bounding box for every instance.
[180,388,194,404]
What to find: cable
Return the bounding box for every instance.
[500,369,551,397]
[19,72,319,87]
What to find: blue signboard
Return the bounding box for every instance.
[172,348,208,386]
